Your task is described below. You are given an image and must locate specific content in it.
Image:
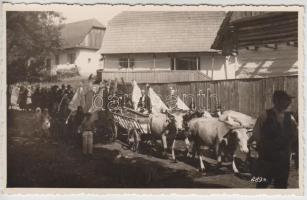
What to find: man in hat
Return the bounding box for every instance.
[252,90,298,188]
[137,89,151,114]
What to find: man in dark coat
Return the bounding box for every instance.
[252,90,298,188]
[137,89,151,114]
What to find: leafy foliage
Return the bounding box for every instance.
[7,11,65,83]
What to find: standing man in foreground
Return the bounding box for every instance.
[253,90,298,188]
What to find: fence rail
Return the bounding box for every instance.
[98,70,210,83]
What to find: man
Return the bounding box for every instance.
[253,90,298,188]
[65,85,74,100]
[137,89,151,114]
[80,113,95,155]
[166,87,178,110]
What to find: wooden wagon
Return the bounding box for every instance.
[111,107,151,151]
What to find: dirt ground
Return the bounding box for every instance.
[6,110,299,188]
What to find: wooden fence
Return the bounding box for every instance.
[129,75,298,118]
[98,70,210,83]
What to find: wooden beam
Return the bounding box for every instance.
[236,18,298,32]
[238,36,297,48]
[232,13,298,27]
[238,24,298,37]
[238,30,297,42]
[264,43,278,49]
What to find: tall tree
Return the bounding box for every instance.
[7,11,64,83]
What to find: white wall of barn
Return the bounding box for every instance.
[102,52,234,80]
[230,43,298,78]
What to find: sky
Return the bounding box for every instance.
[4,3,301,27]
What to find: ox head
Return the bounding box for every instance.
[223,128,249,153]
[166,110,187,132]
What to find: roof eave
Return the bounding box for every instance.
[100,49,222,55]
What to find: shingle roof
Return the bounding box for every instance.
[100,11,226,54]
[60,18,105,49]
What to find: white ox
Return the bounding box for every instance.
[185,110,255,174]
[149,110,187,161]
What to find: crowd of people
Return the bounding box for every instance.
[8,83,80,140]
[8,81,117,156]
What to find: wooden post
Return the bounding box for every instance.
[127,56,130,69]
[196,56,199,70]
[153,54,156,70]
[211,53,215,79]
[224,56,229,80]
[174,57,176,70]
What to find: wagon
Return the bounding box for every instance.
[111,107,151,151]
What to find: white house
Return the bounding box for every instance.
[99,11,235,83]
[50,18,106,76]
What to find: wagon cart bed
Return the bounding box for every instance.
[111,107,151,151]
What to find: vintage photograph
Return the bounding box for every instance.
[2,4,303,192]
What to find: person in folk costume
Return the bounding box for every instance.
[19,85,27,111]
[252,90,298,188]
[41,108,51,138]
[80,112,95,156]
[33,107,42,136]
[166,87,178,111]
[56,95,71,140]
[65,84,74,100]
[103,80,111,111]
[26,85,32,111]
[32,85,41,111]
[56,84,66,103]
[69,106,85,146]
[10,84,20,110]
[7,85,12,109]
[137,86,151,114]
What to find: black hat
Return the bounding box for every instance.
[273,90,295,101]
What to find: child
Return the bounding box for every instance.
[80,113,94,155]
[41,108,51,138]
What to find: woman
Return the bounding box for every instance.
[26,85,32,111]
[41,108,51,138]
[33,107,42,136]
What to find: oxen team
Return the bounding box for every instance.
[8,80,256,175]
[148,109,255,174]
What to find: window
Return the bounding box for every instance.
[171,57,200,70]
[55,55,60,65]
[119,57,135,69]
[67,53,76,64]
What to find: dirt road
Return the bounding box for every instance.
[7,110,299,188]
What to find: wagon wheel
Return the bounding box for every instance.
[128,129,140,152]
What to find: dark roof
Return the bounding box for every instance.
[100,11,226,54]
[212,12,298,50]
[60,18,105,49]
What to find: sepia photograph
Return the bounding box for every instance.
[1,3,304,194]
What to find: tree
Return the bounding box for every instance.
[7,11,65,83]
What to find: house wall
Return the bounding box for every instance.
[103,52,233,80]
[51,49,102,76]
[229,43,298,78]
